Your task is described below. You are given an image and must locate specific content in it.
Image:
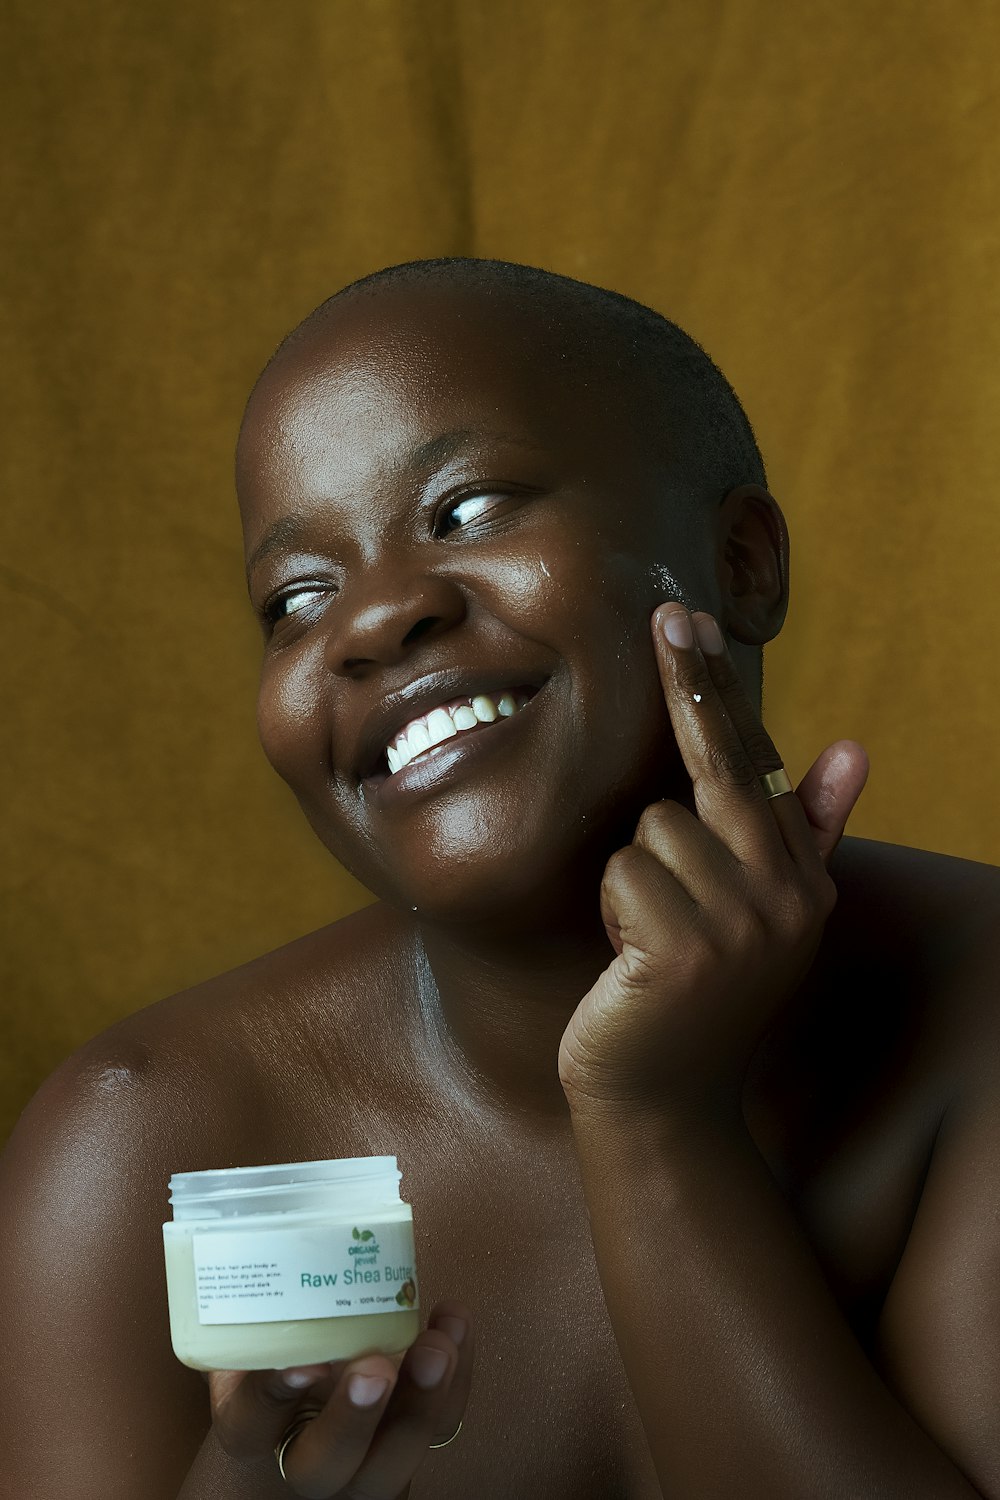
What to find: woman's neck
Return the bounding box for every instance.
[409,899,615,1131]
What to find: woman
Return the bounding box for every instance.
[2,259,997,1499]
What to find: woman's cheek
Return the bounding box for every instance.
[255,657,327,785]
[480,545,597,630]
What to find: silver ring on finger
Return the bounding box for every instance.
[429,1418,463,1450]
[275,1411,320,1482]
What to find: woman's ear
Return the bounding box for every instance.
[714,484,790,645]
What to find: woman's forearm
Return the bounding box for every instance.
[568,1103,977,1499]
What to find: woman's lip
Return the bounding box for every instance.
[361,683,548,810]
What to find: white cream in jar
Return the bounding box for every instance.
[162,1155,420,1371]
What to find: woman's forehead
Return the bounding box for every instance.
[256,282,597,409]
[238,300,643,510]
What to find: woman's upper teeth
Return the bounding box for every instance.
[385,691,526,773]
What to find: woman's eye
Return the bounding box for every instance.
[263,587,328,627]
[439,492,507,534]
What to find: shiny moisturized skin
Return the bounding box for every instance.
[237,280,785,931]
[13,270,1000,1500]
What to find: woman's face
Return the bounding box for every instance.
[238,284,720,927]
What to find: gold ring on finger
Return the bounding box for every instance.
[759,768,793,800]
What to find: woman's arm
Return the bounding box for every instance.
[569,1086,993,1499]
[557,604,996,1497]
[0,1044,212,1500]
[0,1037,474,1500]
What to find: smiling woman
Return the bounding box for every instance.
[2,258,1000,1500]
[237,261,771,933]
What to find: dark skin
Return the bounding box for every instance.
[2,278,1000,1500]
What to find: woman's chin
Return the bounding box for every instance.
[303,771,663,933]
[378,833,620,935]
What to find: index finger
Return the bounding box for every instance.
[652,604,820,874]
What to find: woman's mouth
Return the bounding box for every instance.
[360,682,545,807]
[385,686,537,773]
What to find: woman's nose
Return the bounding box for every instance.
[323,570,468,676]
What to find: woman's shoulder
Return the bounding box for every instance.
[830,833,1000,937]
[6,897,410,1186]
[0,908,413,1500]
[823,834,1000,1065]
[0,897,414,1419]
[827,834,1000,1014]
[92,897,407,1079]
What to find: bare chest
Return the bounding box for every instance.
[374,1128,661,1499]
[251,1045,662,1494]
[262,1030,941,1500]
[216,854,982,1498]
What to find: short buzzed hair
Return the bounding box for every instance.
[278,256,767,522]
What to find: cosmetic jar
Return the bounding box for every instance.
[162,1155,420,1371]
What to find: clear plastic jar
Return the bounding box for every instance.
[162,1155,420,1372]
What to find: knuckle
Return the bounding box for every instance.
[603,844,630,875]
[704,744,759,789]
[725,901,766,951]
[634,799,681,843]
[634,803,659,841]
[676,648,713,689]
[617,942,663,988]
[743,730,782,772]
[809,870,839,912]
[772,885,809,934]
[707,651,743,693]
[255,1378,307,1418]
[212,1394,277,1458]
[771,876,833,936]
[603,843,644,885]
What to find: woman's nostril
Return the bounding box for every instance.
[402,616,440,647]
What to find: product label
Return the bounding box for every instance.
[191,1220,419,1325]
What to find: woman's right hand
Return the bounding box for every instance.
[207,1298,474,1498]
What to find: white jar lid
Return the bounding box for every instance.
[167,1155,404,1221]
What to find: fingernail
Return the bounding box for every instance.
[348,1373,390,1407]
[409,1346,450,1389]
[281,1369,317,1390]
[693,614,725,654]
[660,607,693,649]
[433,1315,467,1348]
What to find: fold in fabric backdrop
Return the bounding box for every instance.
[2,0,999,1144]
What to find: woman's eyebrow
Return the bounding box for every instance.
[408,428,546,470]
[246,429,547,579]
[409,428,474,470]
[246,514,314,579]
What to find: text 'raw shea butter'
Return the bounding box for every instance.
[162,1155,420,1371]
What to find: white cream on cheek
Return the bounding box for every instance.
[649,562,697,611]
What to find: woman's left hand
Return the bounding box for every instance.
[557,604,870,1120]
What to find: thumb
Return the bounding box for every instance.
[795,739,870,866]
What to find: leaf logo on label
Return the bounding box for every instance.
[352,1227,375,1241]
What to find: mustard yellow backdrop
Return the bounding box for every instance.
[3,0,999,1145]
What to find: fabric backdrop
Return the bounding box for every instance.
[3,0,999,1146]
